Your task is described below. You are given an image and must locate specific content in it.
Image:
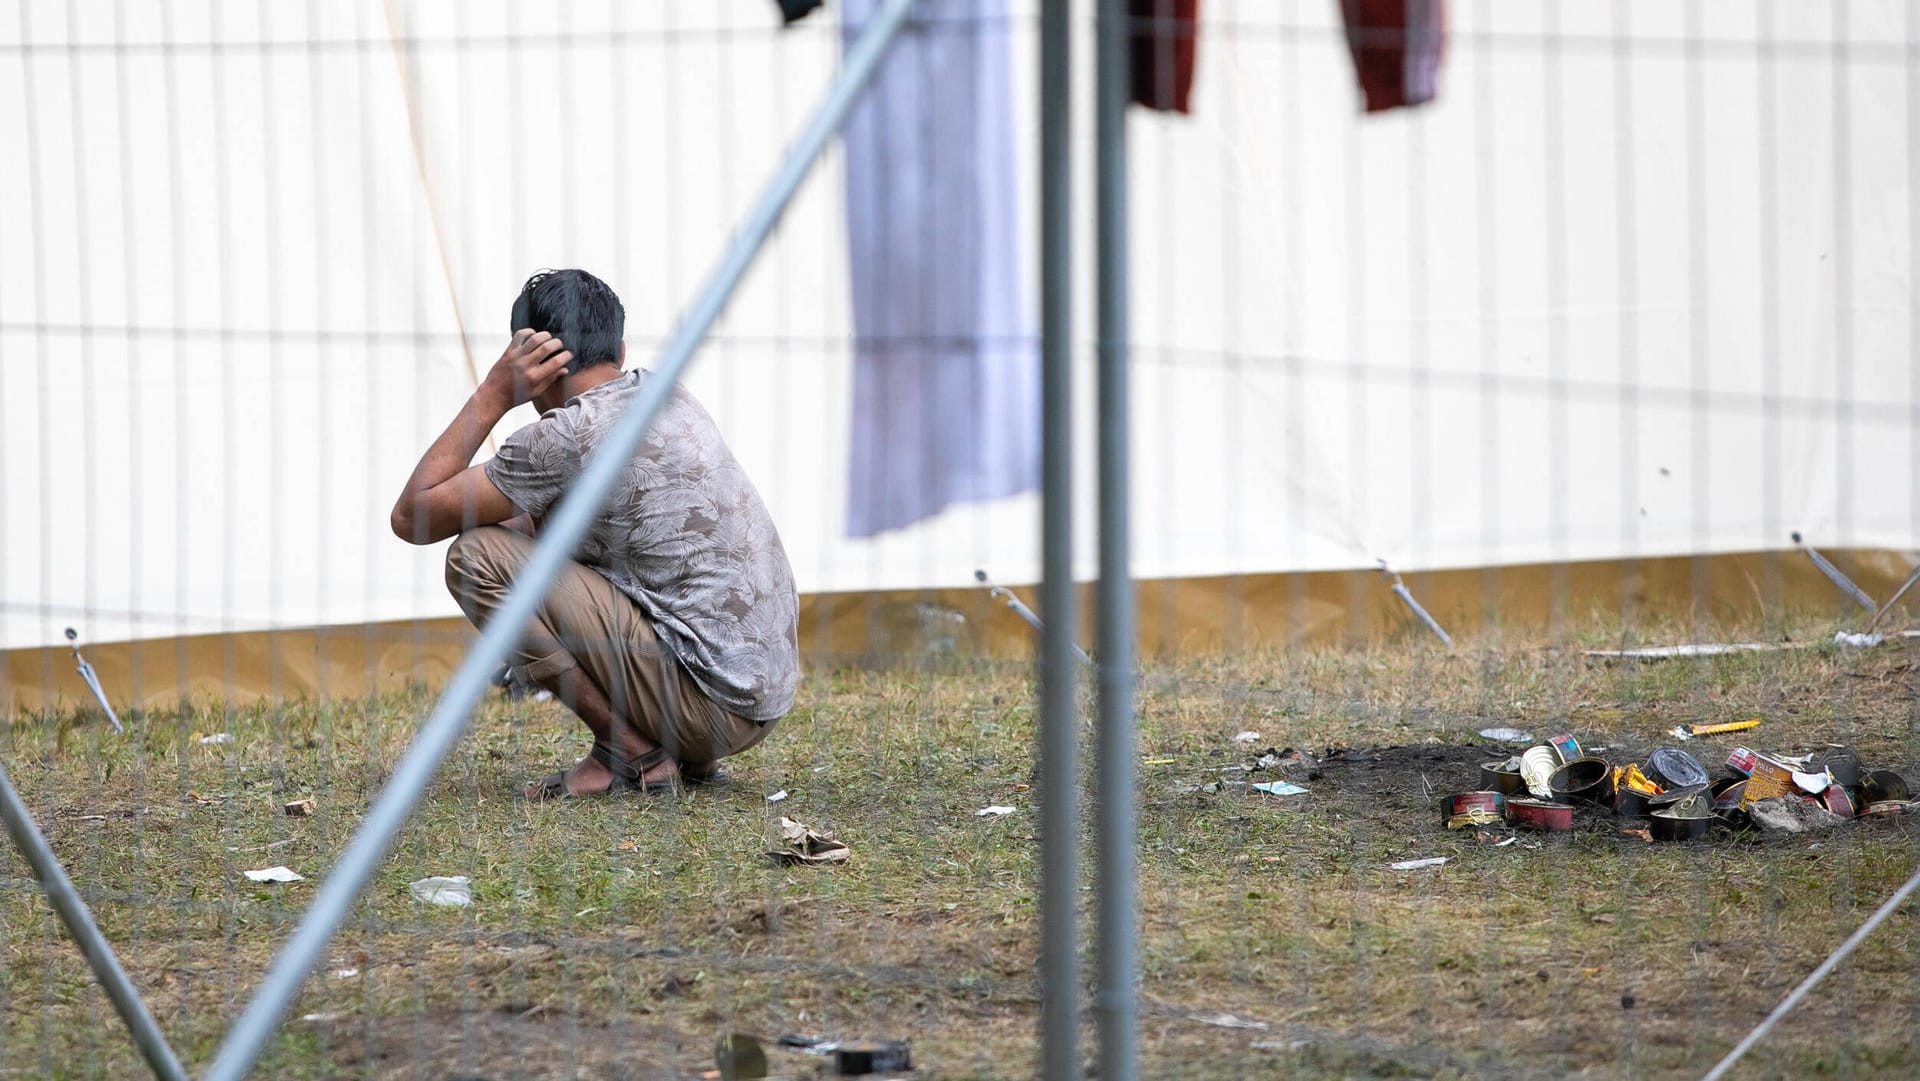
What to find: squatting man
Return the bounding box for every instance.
[391,269,799,799]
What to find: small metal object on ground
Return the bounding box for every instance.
[1442,792,1506,830]
[1546,733,1582,764]
[1479,759,1526,795]
[1613,786,1655,819]
[1791,532,1880,613]
[1650,806,1712,841]
[1861,771,1910,805]
[1507,798,1573,831]
[65,628,124,734]
[834,1039,912,1076]
[1549,758,1612,804]
[1646,748,1708,790]
[715,1032,768,1080]
[1649,784,1709,813]
[1823,786,1858,818]
[1862,800,1914,819]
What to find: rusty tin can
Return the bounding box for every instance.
[1725,747,1758,776]
[1442,791,1507,829]
[1547,733,1582,764]
[1614,786,1656,819]
[1823,785,1857,818]
[1479,759,1527,796]
[1549,757,1612,804]
[1647,748,1709,790]
[1508,798,1574,831]
[1861,770,1910,806]
[1650,807,1711,841]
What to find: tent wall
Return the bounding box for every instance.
[6,549,1915,713]
[2,2,1916,660]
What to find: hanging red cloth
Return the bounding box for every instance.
[1340,0,1445,112]
[1129,0,1198,114]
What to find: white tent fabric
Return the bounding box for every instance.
[2,0,1915,651]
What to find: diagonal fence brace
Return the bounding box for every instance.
[200,3,924,1079]
[0,759,188,1081]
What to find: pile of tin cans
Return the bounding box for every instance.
[1446,734,1907,841]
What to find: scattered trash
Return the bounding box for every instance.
[1480,757,1525,795]
[1389,857,1448,871]
[714,1031,768,1080]
[1251,1039,1311,1052]
[1141,756,1177,766]
[284,798,316,817]
[1747,797,1846,834]
[1442,792,1506,829]
[408,876,473,907]
[1834,631,1885,648]
[1668,718,1762,740]
[1232,731,1261,745]
[832,1040,912,1076]
[198,733,235,745]
[1190,1012,1269,1031]
[767,817,850,865]
[332,967,359,979]
[777,1034,842,1056]
[1646,748,1708,789]
[185,790,227,806]
[1547,733,1582,764]
[1508,798,1573,831]
[1549,758,1612,804]
[765,790,789,803]
[1249,781,1308,797]
[974,805,1016,817]
[244,866,304,883]
[1478,727,1533,743]
[1519,746,1557,798]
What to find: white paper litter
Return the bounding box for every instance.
[1834,631,1885,648]
[1190,1012,1269,1031]
[199,733,235,745]
[1478,727,1533,742]
[244,866,304,883]
[332,967,360,979]
[1249,781,1307,796]
[765,790,789,803]
[1232,731,1261,745]
[1389,857,1448,871]
[975,805,1016,817]
[408,876,472,907]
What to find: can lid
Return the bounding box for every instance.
[1648,748,1709,789]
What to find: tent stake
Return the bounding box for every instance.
[1377,561,1453,646]
[1790,532,1877,613]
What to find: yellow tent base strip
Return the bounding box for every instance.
[4,548,1914,714]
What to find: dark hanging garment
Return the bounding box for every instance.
[1129,0,1198,113]
[776,0,825,25]
[1340,0,1444,112]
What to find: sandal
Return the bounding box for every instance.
[680,762,730,789]
[522,744,681,801]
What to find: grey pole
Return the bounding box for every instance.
[1037,1,1080,1079]
[1093,1,1138,1079]
[0,760,188,1081]
[200,3,923,1078]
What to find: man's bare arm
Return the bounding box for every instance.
[390,330,572,545]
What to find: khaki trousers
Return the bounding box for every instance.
[444,526,772,763]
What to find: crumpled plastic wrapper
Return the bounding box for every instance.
[408,875,472,907]
[766,816,849,865]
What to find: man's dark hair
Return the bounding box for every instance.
[509,269,625,372]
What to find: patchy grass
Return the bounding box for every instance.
[3,613,1920,1079]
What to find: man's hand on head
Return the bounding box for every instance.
[480,330,574,412]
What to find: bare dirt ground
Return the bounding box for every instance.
[4,612,1919,1078]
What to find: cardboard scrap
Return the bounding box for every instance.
[284,798,316,817]
[1389,857,1447,871]
[767,816,849,865]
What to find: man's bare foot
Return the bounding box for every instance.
[523,743,681,800]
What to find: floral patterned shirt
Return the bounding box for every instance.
[485,370,799,721]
